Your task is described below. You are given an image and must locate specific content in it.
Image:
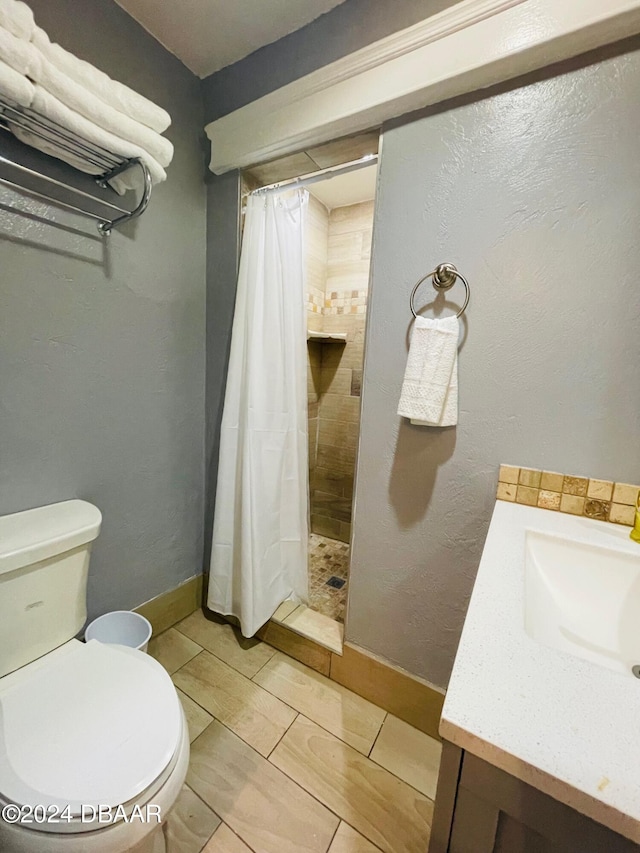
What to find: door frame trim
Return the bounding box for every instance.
[205,0,640,174]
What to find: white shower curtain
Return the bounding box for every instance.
[207,189,310,637]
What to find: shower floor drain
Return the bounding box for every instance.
[326,576,346,589]
[632,665,640,679]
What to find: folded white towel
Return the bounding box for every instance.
[29,51,174,168]
[31,26,170,134]
[0,26,173,168]
[0,0,34,41]
[0,55,32,106]
[0,22,38,77]
[10,85,167,193]
[397,315,459,427]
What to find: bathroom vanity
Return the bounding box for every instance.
[429,502,640,853]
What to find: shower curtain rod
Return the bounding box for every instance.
[248,153,378,197]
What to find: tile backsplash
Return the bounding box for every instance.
[497,464,639,526]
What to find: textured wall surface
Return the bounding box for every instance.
[348,45,640,688]
[0,0,207,619]
[201,0,459,122]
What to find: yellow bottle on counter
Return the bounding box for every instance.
[630,492,640,543]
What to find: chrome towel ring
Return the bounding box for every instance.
[409,263,470,319]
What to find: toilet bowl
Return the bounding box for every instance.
[0,500,190,853]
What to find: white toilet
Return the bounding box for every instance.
[0,500,190,853]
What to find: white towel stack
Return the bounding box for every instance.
[0,0,172,193]
[397,315,459,427]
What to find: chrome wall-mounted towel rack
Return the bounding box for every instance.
[0,98,151,235]
[410,263,470,319]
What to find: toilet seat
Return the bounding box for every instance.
[0,640,183,835]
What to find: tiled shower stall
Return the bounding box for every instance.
[305,194,374,620]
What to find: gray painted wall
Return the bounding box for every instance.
[201,5,640,687]
[349,44,640,688]
[0,0,207,620]
[202,0,458,121]
[204,172,240,565]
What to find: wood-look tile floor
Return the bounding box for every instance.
[149,610,441,853]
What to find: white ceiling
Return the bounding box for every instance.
[309,164,377,210]
[115,0,349,78]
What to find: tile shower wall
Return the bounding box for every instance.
[307,200,374,543]
[306,195,329,333]
[306,196,329,488]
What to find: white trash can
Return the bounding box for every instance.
[85,610,152,653]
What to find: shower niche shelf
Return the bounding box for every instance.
[307,331,347,343]
[0,98,152,235]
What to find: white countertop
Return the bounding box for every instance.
[441,501,640,843]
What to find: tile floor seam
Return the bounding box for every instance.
[161,623,434,853]
[340,820,386,853]
[175,653,299,757]
[266,710,300,760]
[159,630,394,761]
[252,663,384,755]
[171,650,219,721]
[366,754,438,802]
[249,646,279,681]
[180,781,222,851]
[263,719,382,839]
[188,715,229,750]
[240,652,388,757]
[192,716,347,846]
[324,819,341,853]
[267,712,433,849]
[175,681,221,738]
[178,692,215,724]
[269,703,382,758]
[175,646,299,717]
[184,689,391,770]
[192,719,215,745]
[219,821,261,853]
[170,647,206,677]
[173,620,277,679]
[260,754,347,831]
[366,711,387,758]
[173,622,198,640]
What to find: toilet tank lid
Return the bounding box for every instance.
[0,500,102,576]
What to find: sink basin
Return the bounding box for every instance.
[525,529,640,677]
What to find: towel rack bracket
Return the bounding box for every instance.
[0,98,153,236]
[432,263,458,291]
[409,263,470,319]
[96,158,152,235]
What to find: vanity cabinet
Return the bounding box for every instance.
[429,742,639,853]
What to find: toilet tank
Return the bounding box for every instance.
[0,500,102,678]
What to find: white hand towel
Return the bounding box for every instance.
[0,23,39,78]
[0,0,34,41]
[397,315,459,427]
[9,85,167,193]
[31,26,170,134]
[29,51,173,168]
[0,56,33,106]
